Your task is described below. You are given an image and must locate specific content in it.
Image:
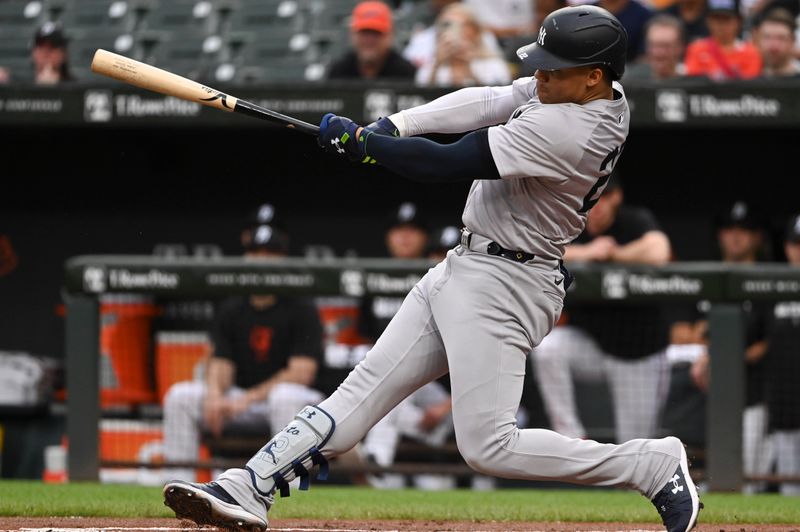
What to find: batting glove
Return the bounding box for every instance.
[317,113,377,164]
[363,116,399,137]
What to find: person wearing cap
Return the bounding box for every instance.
[327,1,417,81]
[687,200,773,493]
[531,172,675,445]
[684,0,762,79]
[427,224,462,261]
[657,0,710,44]
[414,3,512,87]
[355,202,457,490]
[31,22,74,85]
[161,222,325,482]
[762,212,800,495]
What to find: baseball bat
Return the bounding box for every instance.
[90,49,320,135]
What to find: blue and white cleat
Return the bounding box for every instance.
[163,478,269,532]
[651,439,703,532]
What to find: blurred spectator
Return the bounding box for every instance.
[414,3,512,87]
[624,14,687,80]
[162,221,325,482]
[0,67,9,85]
[357,201,457,490]
[403,0,504,70]
[504,0,569,77]
[427,225,461,261]
[327,1,417,81]
[593,0,655,62]
[764,213,800,496]
[688,200,772,493]
[463,0,535,46]
[658,0,710,43]
[31,22,74,85]
[752,8,800,77]
[684,0,763,79]
[531,174,673,443]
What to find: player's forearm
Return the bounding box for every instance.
[206,358,234,397]
[364,128,499,182]
[389,85,515,137]
[611,231,671,265]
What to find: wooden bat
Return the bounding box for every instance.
[90,49,320,135]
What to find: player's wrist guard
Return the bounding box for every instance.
[245,405,335,498]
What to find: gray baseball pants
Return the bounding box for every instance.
[318,240,681,498]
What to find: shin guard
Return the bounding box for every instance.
[245,405,334,498]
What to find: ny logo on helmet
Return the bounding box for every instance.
[537,27,547,46]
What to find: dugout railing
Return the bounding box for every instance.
[63,256,800,491]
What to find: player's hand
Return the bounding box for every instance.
[203,396,229,437]
[690,351,710,392]
[363,116,399,137]
[587,236,618,261]
[318,113,376,164]
[418,400,452,431]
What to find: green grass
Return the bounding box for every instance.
[1,481,798,524]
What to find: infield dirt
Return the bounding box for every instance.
[1,517,799,531]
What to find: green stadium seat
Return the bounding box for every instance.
[225,0,306,42]
[138,0,219,36]
[146,30,223,81]
[0,36,34,82]
[59,0,139,33]
[67,29,140,75]
[0,0,47,35]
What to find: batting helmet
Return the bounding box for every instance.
[516,5,628,80]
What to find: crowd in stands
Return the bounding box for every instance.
[1,0,798,85]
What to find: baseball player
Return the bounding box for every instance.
[163,6,701,532]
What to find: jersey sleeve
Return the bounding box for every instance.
[487,105,578,181]
[390,77,533,136]
[290,299,324,363]
[628,207,663,235]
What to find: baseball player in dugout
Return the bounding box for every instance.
[531,173,674,445]
[161,219,325,482]
[163,6,702,532]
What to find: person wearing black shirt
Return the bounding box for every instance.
[357,202,456,489]
[326,1,417,81]
[687,201,772,493]
[764,213,800,495]
[162,223,324,482]
[531,175,674,443]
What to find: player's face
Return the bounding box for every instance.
[352,29,393,64]
[718,226,762,262]
[386,225,428,258]
[784,241,800,265]
[756,21,795,69]
[707,13,740,45]
[647,25,684,77]
[534,66,602,104]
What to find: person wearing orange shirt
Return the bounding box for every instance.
[684,0,762,79]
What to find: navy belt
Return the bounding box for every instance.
[460,229,535,263]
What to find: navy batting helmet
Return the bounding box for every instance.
[516,5,628,80]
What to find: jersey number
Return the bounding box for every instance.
[578,144,623,214]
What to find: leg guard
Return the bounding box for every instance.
[245,405,335,498]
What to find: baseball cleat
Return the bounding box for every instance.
[651,440,702,532]
[163,480,268,532]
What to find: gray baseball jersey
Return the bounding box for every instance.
[466,78,629,258]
